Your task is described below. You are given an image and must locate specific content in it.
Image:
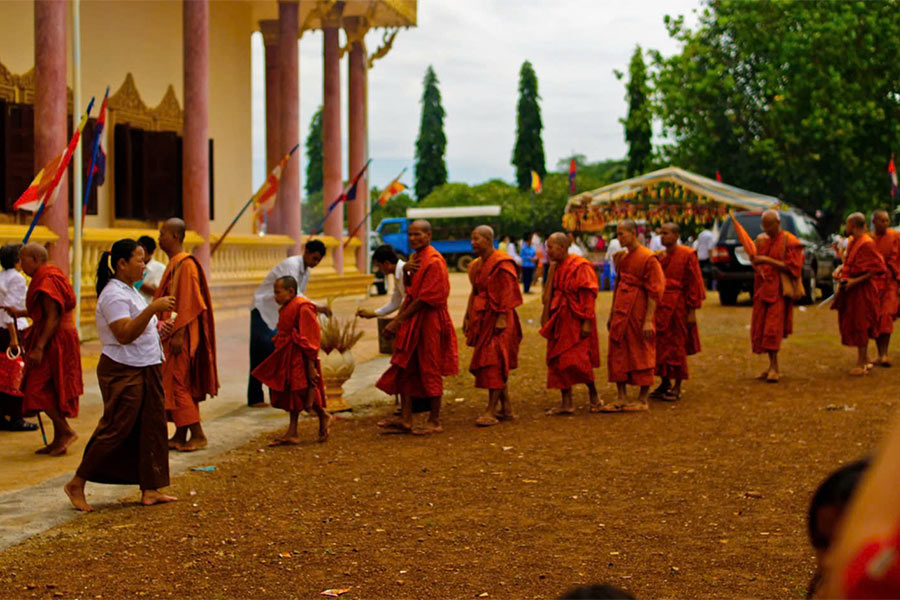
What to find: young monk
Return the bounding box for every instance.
[252,276,332,443]
[604,220,665,412]
[872,209,900,366]
[1,243,83,455]
[540,232,600,415]
[650,222,705,402]
[376,220,458,435]
[464,225,523,427]
[155,218,219,451]
[749,210,804,383]
[832,212,886,375]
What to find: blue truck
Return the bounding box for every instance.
[375,205,502,272]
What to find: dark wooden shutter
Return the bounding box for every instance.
[3,103,35,213]
[114,123,134,219]
[144,130,179,220]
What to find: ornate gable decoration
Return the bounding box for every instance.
[0,61,15,102]
[109,73,182,133]
[150,85,183,134]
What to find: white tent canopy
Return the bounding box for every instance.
[567,167,780,212]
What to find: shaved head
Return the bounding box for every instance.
[873,209,891,234]
[473,225,494,241]
[618,219,637,233]
[410,219,432,234]
[163,218,186,242]
[20,242,48,263]
[761,210,780,225]
[874,209,890,220]
[847,212,866,228]
[661,222,680,235]
[548,232,570,247]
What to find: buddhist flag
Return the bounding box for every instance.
[252,148,296,231]
[729,211,756,259]
[82,88,109,225]
[568,159,577,195]
[889,156,898,199]
[716,170,722,182]
[15,104,93,213]
[378,178,407,206]
[531,170,542,194]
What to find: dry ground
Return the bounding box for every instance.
[0,291,897,599]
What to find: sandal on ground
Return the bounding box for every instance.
[766,370,780,383]
[411,424,443,436]
[545,407,575,416]
[494,412,516,421]
[475,416,499,427]
[648,385,669,400]
[849,366,868,376]
[5,418,38,432]
[377,419,408,429]
[599,404,626,413]
[589,403,603,413]
[660,391,680,402]
[623,402,650,412]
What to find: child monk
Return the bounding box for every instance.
[251,276,332,443]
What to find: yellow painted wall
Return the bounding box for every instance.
[0,0,254,235]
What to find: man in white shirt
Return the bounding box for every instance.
[693,225,717,289]
[649,228,665,252]
[605,235,623,277]
[248,239,330,407]
[135,236,167,303]
[357,245,406,319]
[567,233,585,256]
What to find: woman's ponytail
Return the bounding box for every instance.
[96,238,139,296]
[96,251,114,296]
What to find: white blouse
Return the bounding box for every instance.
[0,268,28,331]
[96,279,164,367]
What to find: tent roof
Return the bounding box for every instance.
[567,167,780,212]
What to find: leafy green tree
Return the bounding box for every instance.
[512,61,546,191]
[414,66,447,200]
[301,190,323,234]
[305,106,323,196]
[652,1,900,231]
[616,46,653,177]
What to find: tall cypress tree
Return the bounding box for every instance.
[305,105,323,195]
[620,46,652,177]
[512,60,546,191]
[414,66,447,200]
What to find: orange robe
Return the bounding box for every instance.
[873,229,900,335]
[21,265,83,418]
[655,245,705,380]
[376,245,459,398]
[607,246,665,386]
[466,251,523,389]
[251,296,325,411]
[834,234,886,347]
[540,254,600,389]
[155,253,219,427]
[750,231,804,353]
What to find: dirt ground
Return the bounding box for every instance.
[0,290,897,600]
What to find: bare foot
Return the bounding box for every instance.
[377,418,409,429]
[141,490,178,506]
[176,437,208,452]
[495,411,516,421]
[35,445,52,455]
[48,431,78,456]
[168,436,183,450]
[545,407,575,416]
[600,403,626,413]
[623,402,650,412]
[268,436,287,447]
[318,413,333,442]
[412,423,443,435]
[475,415,499,427]
[64,480,93,512]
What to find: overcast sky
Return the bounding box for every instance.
[251,0,702,191]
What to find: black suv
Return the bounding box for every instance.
[711,210,837,305]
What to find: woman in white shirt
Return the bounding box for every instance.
[357,245,406,319]
[64,239,177,512]
[0,243,36,431]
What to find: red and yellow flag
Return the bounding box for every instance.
[378,178,407,206]
[252,150,293,232]
[531,170,542,194]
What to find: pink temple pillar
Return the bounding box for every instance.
[278,1,301,255]
[322,24,343,272]
[259,19,282,234]
[183,0,211,273]
[34,0,69,274]
[346,18,368,273]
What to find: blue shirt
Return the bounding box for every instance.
[520,245,536,268]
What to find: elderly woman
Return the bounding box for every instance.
[0,243,36,432]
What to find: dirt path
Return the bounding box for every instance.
[0,293,896,599]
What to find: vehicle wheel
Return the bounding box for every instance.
[456,254,474,272]
[801,269,817,304]
[718,282,739,306]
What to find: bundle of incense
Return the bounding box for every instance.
[169,311,178,324]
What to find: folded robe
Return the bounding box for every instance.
[654,245,705,380]
[466,250,523,389]
[251,295,325,411]
[833,234,885,347]
[750,230,803,354]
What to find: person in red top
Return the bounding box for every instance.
[832,213,887,375]
[540,232,600,415]
[749,210,804,383]
[1,243,83,455]
[604,220,665,412]
[155,218,219,452]
[464,226,523,427]
[872,209,900,366]
[376,220,458,435]
[252,276,332,444]
[650,222,705,402]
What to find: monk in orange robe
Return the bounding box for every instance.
[252,276,332,443]
[650,222,705,402]
[604,220,665,412]
[376,220,458,435]
[750,209,804,383]
[464,225,523,427]
[155,218,219,451]
[872,209,900,366]
[1,243,83,455]
[540,232,600,415]
[832,213,886,375]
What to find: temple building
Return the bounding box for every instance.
[0,0,415,334]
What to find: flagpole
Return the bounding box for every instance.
[72,0,83,335]
[345,167,406,247]
[310,159,371,235]
[364,57,371,275]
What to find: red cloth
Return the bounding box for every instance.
[466,251,523,389]
[155,253,219,426]
[874,229,900,335]
[750,230,804,353]
[21,264,82,418]
[843,523,900,599]
[654,245,705,380]
[376,245,458,398]
[540,254,599,389]
[251,296,325,411]
[607,246,665,386]
[834,234,886,347]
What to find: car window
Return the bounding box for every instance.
[720,214,764,242]
[795,217,821,242]
[379,221,404,236]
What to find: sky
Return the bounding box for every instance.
[251,0,702,192]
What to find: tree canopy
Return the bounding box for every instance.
[414,66,448,200]
[305,106,323,196]
[512,61,546,191]
[618,46,653,178]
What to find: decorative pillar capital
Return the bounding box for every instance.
[341,16,369,59]
[258,19,279,46]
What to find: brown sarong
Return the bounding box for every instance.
[76,355,169,490]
